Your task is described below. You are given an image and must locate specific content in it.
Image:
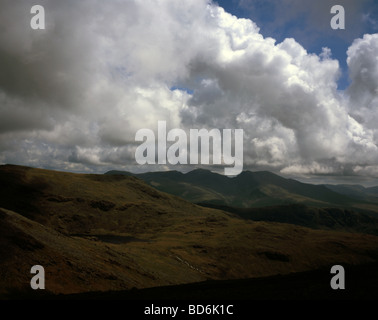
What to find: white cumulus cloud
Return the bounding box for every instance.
[0,0,377,182]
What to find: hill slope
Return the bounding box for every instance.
[200,203,378,235]
[325,184,378,204]
[2,164,378,298]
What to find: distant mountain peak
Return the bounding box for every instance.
[185,168,220,175]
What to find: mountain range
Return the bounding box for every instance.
[106,168,378,231]
[105,169,378,211]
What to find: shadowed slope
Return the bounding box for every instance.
[2,164,378,298]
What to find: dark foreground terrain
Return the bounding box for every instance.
[5,261,378,300]
[1,164,378,300]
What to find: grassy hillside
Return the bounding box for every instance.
[2,164,378,298]
[325,184,378,204]
[200,203,378,235]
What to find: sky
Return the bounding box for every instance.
[217,0,378,90]
[1,0,378,186]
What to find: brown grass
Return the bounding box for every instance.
[1,164,378,296]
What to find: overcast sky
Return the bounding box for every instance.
[1,0,378,186]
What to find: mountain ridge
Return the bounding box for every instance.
[105,168,378,214]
